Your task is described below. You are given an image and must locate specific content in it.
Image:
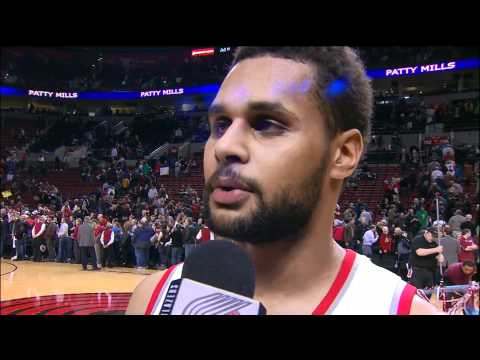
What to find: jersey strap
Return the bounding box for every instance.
[312,249,357,315]
[145,264,183,315]
[395,283,417,315]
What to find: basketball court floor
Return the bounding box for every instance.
[0,260,158,315]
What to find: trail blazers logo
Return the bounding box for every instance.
[181,293,252,315]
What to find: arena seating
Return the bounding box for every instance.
[338,164,401,212]
[18,153,205,207]
[0,117,40,154]
[154,154,204,201]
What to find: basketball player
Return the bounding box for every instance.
[127,47,442,315]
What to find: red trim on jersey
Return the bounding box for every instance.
[312,249,357,315]
[396,283,417,315]
[144,265,177,315]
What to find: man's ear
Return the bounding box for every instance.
[329,129,364,180]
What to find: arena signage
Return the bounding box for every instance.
[423,135,450,146]
[385,62,456,77]
[366,58,479,79]
[140,88,185,97]
[28,89,79,99]
[192,48,215,57]
[1,57,477,101]
[0,85,217,100]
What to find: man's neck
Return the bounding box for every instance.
[243,235,344,296]
[235,203,345,313]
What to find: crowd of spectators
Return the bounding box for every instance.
[332,139,479,294]
[1,129,479,314]
[0,108,213,221]
[1,160,211,271]
[373,96,479,134]
[1,114,208,271]
[2,47,233,92]
[1,46,478,300]
[357,47,477,70]
[5,47,476,93]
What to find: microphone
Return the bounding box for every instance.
[159,240,266,315]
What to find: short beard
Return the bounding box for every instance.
[203,157,328,245]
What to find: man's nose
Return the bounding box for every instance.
[214,120,250,165]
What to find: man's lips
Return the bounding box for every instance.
[210,176,253,205]
[212,176,253,192]
[211,188,251,205]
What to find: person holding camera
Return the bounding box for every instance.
[12,214,27,261]
[169,222,184,265]
[182,217,198,260]
[151,225,168,270]
[408,228,444,289]
[394,227,411,281]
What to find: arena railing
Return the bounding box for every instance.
[147,142,170,160]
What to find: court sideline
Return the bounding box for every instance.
[0,260,159,315]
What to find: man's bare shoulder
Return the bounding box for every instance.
[409,294,446,315]
[126,270,166,315]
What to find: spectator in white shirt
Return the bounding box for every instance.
[56,218,72,263]
[111,146,118,160]
[175,160,182,177]
[432,219,446,228]
[148,187,158,201]
[362,225,378,258]
[448,181,463,196]
[431,167,444,182]
[360,209,372,225]
[175,128,183,140]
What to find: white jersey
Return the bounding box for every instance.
[145,250,417,315]
[317,251,417,315]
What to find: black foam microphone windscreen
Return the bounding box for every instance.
[181,240,256,298]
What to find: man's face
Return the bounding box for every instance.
[462,265,475,276]
[424,231,434,242]
[203,57,332,244]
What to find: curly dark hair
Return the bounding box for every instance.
[231,47,374,144]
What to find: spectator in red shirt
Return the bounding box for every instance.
[93,219,106,269]
[196,220,214,244]
[379,226,394,254]
[72,218,82,264]
[458,228,478,263]
[154,161,161,177]
[191,201,200,222]
[61,201,72,219]
[332,220,345,248]
[444,261,476,285]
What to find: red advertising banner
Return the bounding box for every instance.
[423,135,449,146]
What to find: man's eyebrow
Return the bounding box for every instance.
[208,104,227,116]
[208,101,298,120]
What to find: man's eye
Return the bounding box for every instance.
[211,119,231,137]
[252,118,285,134]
